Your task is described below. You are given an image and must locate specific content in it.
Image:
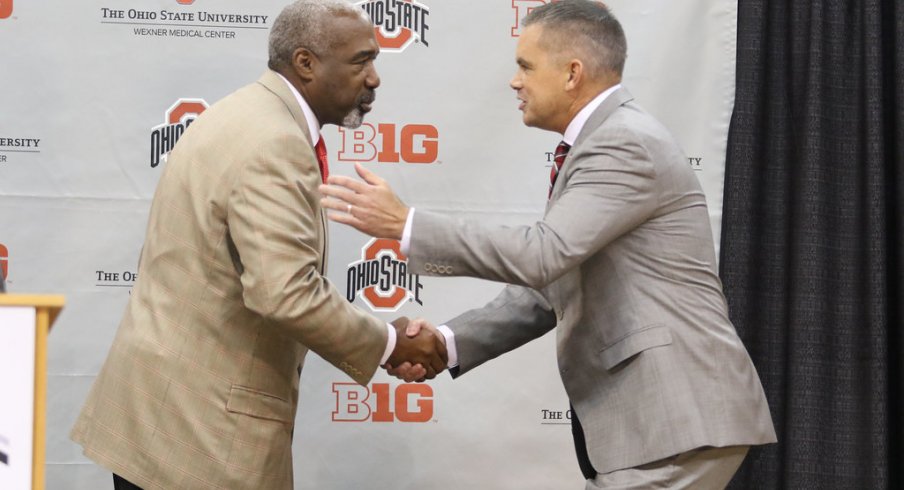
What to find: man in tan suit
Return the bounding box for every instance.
[71,2,446,489]
[320,1,776,488]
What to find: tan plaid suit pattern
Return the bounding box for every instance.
[71,70,388,489]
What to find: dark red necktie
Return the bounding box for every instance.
[549,141,571,198]
[314,138,329,184]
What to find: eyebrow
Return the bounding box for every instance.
[352,49,379,62]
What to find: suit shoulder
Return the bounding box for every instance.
[583,103,683,157]
[189,82,308,150]
[599,102,677,142]
[204,83,295,128]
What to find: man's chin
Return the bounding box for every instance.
[340,109,365,129]
[521,113,551,131]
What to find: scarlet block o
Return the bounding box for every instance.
[0,0,12,19]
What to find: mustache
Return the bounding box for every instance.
[358,90,376,105]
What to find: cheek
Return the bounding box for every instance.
[343,74,366,97]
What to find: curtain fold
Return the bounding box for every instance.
[721,1,903,488]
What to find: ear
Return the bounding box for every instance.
[565,59,583,91]
[292,47,318,83]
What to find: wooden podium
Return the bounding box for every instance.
[0,295,64,490]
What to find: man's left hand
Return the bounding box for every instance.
[319,162,409,240]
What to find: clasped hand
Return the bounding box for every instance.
[385,318,446,382]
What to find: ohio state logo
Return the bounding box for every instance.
[346,238,423,311]
[0,0,12,19]
[176,0,195,4]
[150,98,208,168]
[357,0,429,52]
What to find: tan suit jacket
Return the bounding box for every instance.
[408,88,777,474]
[71,70,387,489]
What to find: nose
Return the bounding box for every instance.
[509,73,521,90]
[366,63,381,89]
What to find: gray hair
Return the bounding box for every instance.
[268,0,367,71]
[523,0,627,78]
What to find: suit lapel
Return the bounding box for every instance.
[546,87,635,205]
[257,70,330,273]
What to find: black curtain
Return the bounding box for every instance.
[721,1,903,489]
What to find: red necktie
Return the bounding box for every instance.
[549,141,571,198]
[314,138,329,184]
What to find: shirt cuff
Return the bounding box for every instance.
[436,325,458,368]
[380,322,397,366]
[400,207,415,255]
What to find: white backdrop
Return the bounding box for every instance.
[0,0,737,488]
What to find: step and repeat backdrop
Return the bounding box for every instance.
[0,0,737,488]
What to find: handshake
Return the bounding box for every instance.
[385,317,446,382]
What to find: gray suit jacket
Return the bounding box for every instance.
[408,88,776,473]
[71,71,387,489]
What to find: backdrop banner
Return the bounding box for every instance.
[0,1,736,488]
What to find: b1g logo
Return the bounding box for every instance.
[0,243,8,281]
[333,382,434,422]
[0,0,12,20]
[347,238,424,312]
[150,99,208,168]
[356,0,429,52]
[338,123,438,164]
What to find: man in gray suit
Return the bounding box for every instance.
[320,1,776,487]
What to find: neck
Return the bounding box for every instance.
[277,68,323,127]
[560,77,619,134]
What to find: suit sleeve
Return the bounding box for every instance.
[446,284,557,376]
[409,126,658,290]
[227,131,387,385]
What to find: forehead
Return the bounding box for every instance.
[329,12,378,53]
[517,24,546,54]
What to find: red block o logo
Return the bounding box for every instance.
[0,0,13,20]
[167,101,207,125]
[363,239,408,309]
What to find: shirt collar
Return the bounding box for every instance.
[562,83,622,146]
[276,73,321,146]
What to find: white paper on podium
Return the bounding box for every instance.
[0,306,37,490]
